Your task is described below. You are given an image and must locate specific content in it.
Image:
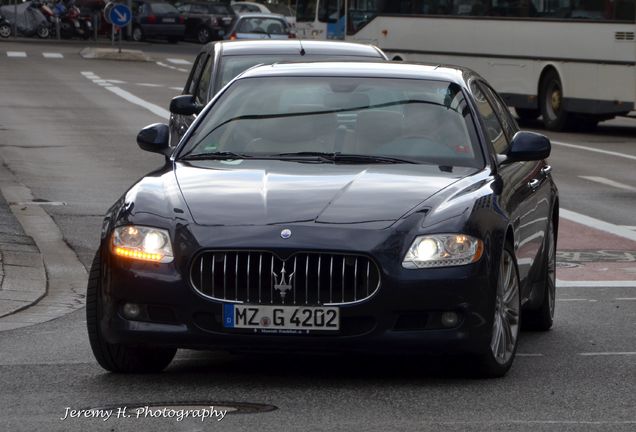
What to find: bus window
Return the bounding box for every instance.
[297,0,317,22]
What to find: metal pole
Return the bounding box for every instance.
[13,0,17,38]
[127,0,132,40]
[56,17,60,40]
[111,21,114,46]
[118,26,122,53]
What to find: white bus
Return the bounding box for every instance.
[295,0,635,130]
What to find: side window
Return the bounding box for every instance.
[196,56,214,104]
[479,83,518,140]
[177,4,190,13]
[185,53,208,95]
[470,81,508,155]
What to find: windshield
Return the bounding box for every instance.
[150,2,178,14]
[235,17,288,34]
[180,76,483,168]
[217,55,382,89]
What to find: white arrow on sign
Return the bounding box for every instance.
[115,10,128,22]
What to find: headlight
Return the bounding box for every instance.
[111,226,173,263]
[403,234,483,269]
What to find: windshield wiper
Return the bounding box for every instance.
[181,151,252,160]
[333,154,418,164]
[274,151,336,162]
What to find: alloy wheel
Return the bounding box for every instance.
[197,27,210,44]
[0,24,11,38]
[132,27,142,41]
[490,249,520,365]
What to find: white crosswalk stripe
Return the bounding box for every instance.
[7,51,27,58]
[42,52,64,59]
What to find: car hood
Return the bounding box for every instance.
[174,160,476,227]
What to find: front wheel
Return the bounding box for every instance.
[197,26,211,44]
[132,26,144,42]
[0,23,11,38]
[473,243,521,378]
[86,250,177,373]
[37,24,50,39]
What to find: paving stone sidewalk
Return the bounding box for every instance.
[0,192,47,319]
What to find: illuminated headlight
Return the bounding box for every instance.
[403,234,484,269]
[111,226,173,263]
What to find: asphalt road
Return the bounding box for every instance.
[0,40,635,432]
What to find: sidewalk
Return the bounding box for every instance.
[0,191,47,322]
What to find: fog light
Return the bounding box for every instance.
[123,303,141,319]
[441,312,459,328]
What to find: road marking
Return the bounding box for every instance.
[579,176,636,192]
[136,83,163,87]
[105,86,170,119]
[42,52,63,59]
[167,58,192,65]
[106,79,127,84]
[557,298,589,301]
[579,352,636,356]
[621,226,636,230]
[553,140,636,161]
[7,51,27,58]
[170,86,183,91]
[616,297,636,300]
[156,61,188,73]
[557,280,636,287]
[560,208,636,242]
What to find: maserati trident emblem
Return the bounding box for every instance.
[280,229,292,239]
[273,263,294,302]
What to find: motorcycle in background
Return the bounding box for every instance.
[52,0,92,39]
[0,1,50,38]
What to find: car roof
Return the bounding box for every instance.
[237,61,476,88]
[209,40,385,59]
[235,12,286,19]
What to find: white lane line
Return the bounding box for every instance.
[170,86,183,91]
[616,297,636,300]
[557,298,589,301]
[579,176,636,192]
[7,51,27,58]
[104,86,170,119]
[156,61,188,73]
[136,83,163,87]
[167,58,192,65]
[579,352,636,356]
[560,208,636,242]
[106,79,127,84]
[557,280,636,288]
[42,52,63,59]
[621,226,636,230]
[553,140,636,161]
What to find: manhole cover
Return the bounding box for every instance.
[80,401,276,421]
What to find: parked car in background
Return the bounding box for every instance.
[176,1,236,44]
[231,1,295,31]
[225,12,289,40]
[168,39,387,145]
[131,0,184,42]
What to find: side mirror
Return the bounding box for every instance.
[137,123,170,155]
[501,131,551,164]
[169,95,203,116]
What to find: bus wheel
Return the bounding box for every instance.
[515,108,540,121]
[539,69,569,131]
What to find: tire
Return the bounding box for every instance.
[36,24,50,39]
[86,250,177,373]
[132,26,144,42]
[0,23,11,38]
[539,69,569,131]
[523,220,556,331]
[197,26,211,44]
[515,107,540,121]
[472,242,521,378]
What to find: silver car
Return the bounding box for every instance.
[225,13,290,40]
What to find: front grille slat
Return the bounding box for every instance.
[191,251,380,306]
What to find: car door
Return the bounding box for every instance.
[481,82,552,280]
[170,51,209,146]
[470,79,538,292]
[176,3,194,38]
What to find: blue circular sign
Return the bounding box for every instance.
[109,4,132,27]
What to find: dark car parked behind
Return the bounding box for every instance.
[132,0,185,42]
[177,1,235,44]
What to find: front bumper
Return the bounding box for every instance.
[102,257,494,355]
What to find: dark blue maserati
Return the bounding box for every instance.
[87,62,558,377]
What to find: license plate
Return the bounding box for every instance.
[224,304,339,331]
[163,18,175,23]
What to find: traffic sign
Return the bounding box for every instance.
[109,4,131,28]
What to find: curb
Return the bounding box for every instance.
[0,164,87,332]
[80,46,152,62]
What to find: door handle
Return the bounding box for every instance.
[541,165,552,176]
[528,179,540,189]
